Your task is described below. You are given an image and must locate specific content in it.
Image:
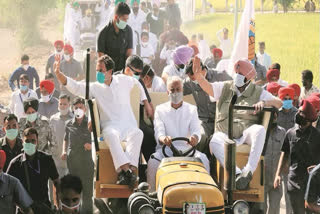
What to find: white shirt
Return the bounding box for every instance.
[160,46,174,65]
[300,84,319,100]
[140,44,155,65]
[216,59,230,73]
[150,76,167,92]
[257,52,272,70]
[148,32,158,52]
[210,81,275,102]
[154,101,201,151]
[216,30,232,58]
[128,10,146,35]
[163,63,186,80]
[10,89,38,120]
[278,79,288,87]
[198,39,211,62]
[65,74,147,129]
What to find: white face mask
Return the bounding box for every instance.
[59,107,69,116]
[23,65,29,71]
[40,94,51,103]
[141,42,148,47]
[234,73,246,88]
[59,200,81,213]
[64,54,71,61]
[74,108,84,119]
[169,92,183,104]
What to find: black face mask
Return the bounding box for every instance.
[295,113,308,126]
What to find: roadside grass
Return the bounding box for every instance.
[195,0,320,12]
[182,12,320,87]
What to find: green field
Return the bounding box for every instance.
[182,13,320,87]
[195,0,320,12]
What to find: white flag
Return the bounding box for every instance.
[227,0,255,76]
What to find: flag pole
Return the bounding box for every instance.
[233,0,239,42]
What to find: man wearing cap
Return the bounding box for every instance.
[0,150,34,214]
[9,74,38,120]
[266,82,281,97]
[38,80,59,119]
[161,45,194,83]
[184,58,232,154]
[19,98,54,154]
[274,100,320,214]
[193,56,282,190]
[288,83,301,108]
[46,40,64,75]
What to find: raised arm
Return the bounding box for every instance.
[193,56,214,97]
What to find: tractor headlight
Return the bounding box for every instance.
[128,192,153,214]
[138,204,155,214]
[232,200,249,214]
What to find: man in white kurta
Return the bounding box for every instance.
[147,76,210,191]
[257,42,272,70]
[54,54,146,187]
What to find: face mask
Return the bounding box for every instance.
[295,112,308,126]
[64,54,71,61]
[282,100,293,110]
[6,129,18,140]
[59,107,69,116]
[23,65,29,71]
[141,42,148,47]
[169,92,183,104]
[60,200,81,213]
[133,7,139,13]
[133,74,140,80]
[23,142,36,156]
[55,50,62,55]
[116,19,127,30]
[20,85,28,92]
[40,94,51,103]
[26,113,38,123]
[74,109,84,119]
[234,73,246,88]
[96,72,105,84]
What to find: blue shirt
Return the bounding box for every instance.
[8,66,40,91]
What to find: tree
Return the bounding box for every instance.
[0,0,57,49]
[278,0,296,12]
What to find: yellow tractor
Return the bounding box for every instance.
[83,51,275,213]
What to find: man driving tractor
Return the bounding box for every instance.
[147,76,210,191]
[192,56,282,190]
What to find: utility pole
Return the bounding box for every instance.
[233,0,239,41]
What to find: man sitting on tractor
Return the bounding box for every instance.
[54,54,147,188]
[192,57,282,190]
[147,76,210,191]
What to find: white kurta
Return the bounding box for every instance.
[257,52,272,70]
[10,89,38,120]
[160,46,174,65]
[148,32,158,52]
[209,82,275,174]
[198,39,211,62]
[150,76,167,92]
[147,101,210,191]
[65,75,147,170]
[163,63,186,80]
[216,30,232,58]
[66,8,82,47]
[140,44,155,65]
[127,10,146,35]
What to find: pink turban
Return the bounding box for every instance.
[173,46,194,65]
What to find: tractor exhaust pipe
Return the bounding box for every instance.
[224,94,237,208]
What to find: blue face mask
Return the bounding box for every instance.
[20,85,28,92]
[6,129,18,140]
[26,113,38,123]
[23,142,36,156]
[116,19,127,30]
[283,99,293,109]
[133,74,140,80]
[96,72,105,84]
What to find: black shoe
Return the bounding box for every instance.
[125,170,138,189]
[236,171,252,190]
[116,170,129,185]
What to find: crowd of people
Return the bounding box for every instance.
[0,0,320,214]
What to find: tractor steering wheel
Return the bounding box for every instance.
[162,137,196,158]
